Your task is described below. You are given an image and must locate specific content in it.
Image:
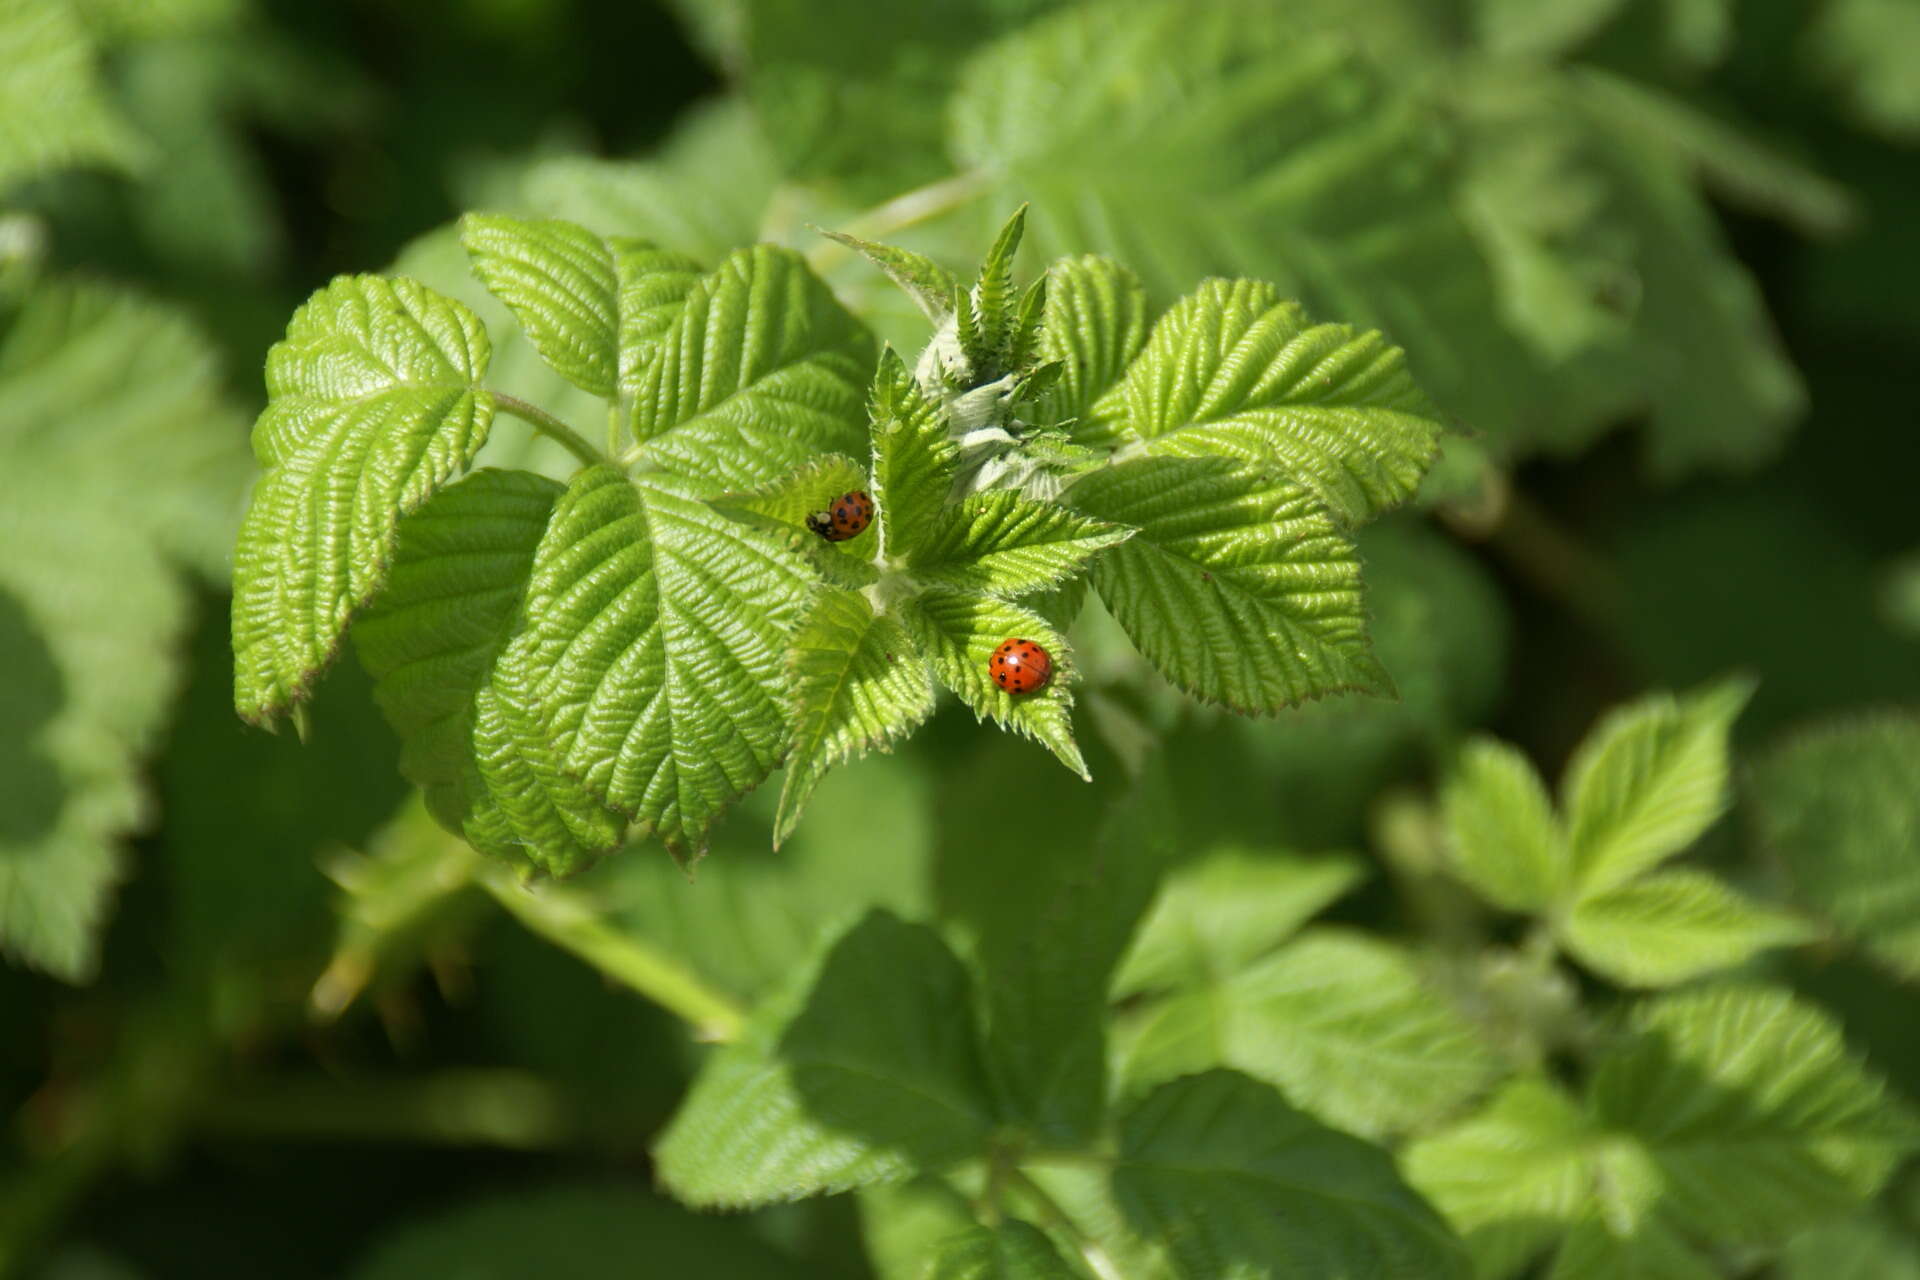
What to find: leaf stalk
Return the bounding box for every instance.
[493,392,607,467]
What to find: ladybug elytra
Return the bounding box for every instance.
[806,490,874,542]
[989,637,1052,695]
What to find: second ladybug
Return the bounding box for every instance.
[806,490,874,542]
[989,637,1053,695]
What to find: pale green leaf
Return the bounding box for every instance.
[1112,846,1366,997]
[820,231,958,324]
[232,275,495,726]
[861,1179,983,1280]
[1562,677,1753,894]
[1546,1215,1719,1280]
[352,469,622,877]
[1781,1217,1920,1280]
[1561,869,1815,988]
[1749,713,1920,981]
[1441,737,1569,913]
[902,588,1085,778]
[0,0,144,192]
[710,454,878,587]
[1113,1070,1470,1279]
[931,1221,1080,1280]
[868,346,956,559]
[1117,928,1501,1140]
[508,465,811,859]
[1069,455,1390,713]
[655,911,994,1206]
[350,1180,810,1280]
[913,491,1131,596]
[628,244,875,487]
[1032,255,1148,441]
[1403,1078,1600,1280]
[774,588,936,847]
[1806,0,1920,141]
[1092,278,1445,525]
[461,213,700,402]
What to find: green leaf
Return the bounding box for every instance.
[1782,1217,1920,1280]
[627,244,875,488]
[868,346,957,559]
[1092,278,1445,525]
[1750,713,1920,980]
[820,230,959,325]
[461,212,700,402]
[774,588,936,847]
[349,1180,809,1280]
[902,588,1085,778]
[352,469,622,877]
[1116,928,1501,1140]
[655,911,994,1207]
[1561,869,1815,988]
[1806,0,1920,141]
[930,1221,1080,1280]
[935,755,1170,1145]
[1113,1071,1470,1279]
[861,1179,983,1280]
[913,491,1131,595]
[1441,737,1569,912]
[711,454,879,587]
[508,465,811,860]
[232,275,495,726]
[1112,846,1366,997]
[1562,677,1752,894]
[1069,455,1389,713]
[0,0,144,192]
[1032,255,1149,439]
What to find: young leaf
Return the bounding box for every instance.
[654,911,994,1207]
[627,244,874,487]
[1095,279,1445,525]
[232,275,495,726]
[901,588,1086,778]
[964,205,1029,377]
[1069,455,1389,713]
[1748,713,1920,980]
[774,588,936,847]
[1033,255,1149,439]
[868,346,957,559]
[1116,928,1501,1140]
[820,230,959,325]
[930,1221,1079,1280]
[508,465,810,860]
[1562,676,1753,894]
[352,469,622,877]
[1561,868,1815,988]
[911,491,1131,596]
[1113,1071,1471,1279]
[1111,846,1366,997]
[1441,737,1569,912]
[461,213,700,403]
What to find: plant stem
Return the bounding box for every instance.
[493,392,606,467]
[1005,1167,1125,1280]
[803,170,992,273]
[478,869,746,1043]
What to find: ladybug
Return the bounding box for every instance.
[989,637,1053,695]
[806,490,874,542]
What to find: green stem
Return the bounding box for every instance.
[803,169,992,273]
[479,870,747,1043]
[493,392,606,467]
[1005,1167,1125,1280]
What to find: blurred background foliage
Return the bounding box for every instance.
[1,0,1917,1275]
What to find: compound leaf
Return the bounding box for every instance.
[655,911,994,1206]
[774,588,936,847]
[1441,737,1569,912]
[628,244,874,488]
[1032,255,1149,440]
[1561,869,1815,988]
[232,275,495,726]
[1069,455,1389,713]
[509,464,810,860]
[1112,1070,1470,1279]
[912,491,1131,596]
[1748,712,1920,981]
[1097,278,1445,524]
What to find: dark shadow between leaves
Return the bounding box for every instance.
[0,587,68,846]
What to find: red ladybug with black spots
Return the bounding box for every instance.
[806,490,874,542]
[989,637,1052,695]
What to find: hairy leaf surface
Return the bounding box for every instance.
[867,346,956,559]
[913,491,1130,596]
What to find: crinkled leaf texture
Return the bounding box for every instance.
[232,274,495,726]
[1406,984,1920,1279]
[930,1221,1079,1280]
[505,464,811,862]
[654,911,994,1206]
[911,490,1131,595]
[353,469,622,877]
[1070,455,1390,713]
[1112,1070,1471,1279]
